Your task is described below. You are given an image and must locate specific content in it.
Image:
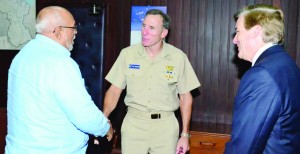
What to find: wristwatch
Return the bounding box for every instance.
[181,132,191,138]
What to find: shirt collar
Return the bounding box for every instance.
[136,41,170,59]
[35,34,71,57]
[252,43,275,66]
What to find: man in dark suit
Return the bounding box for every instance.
[225,4,300,154]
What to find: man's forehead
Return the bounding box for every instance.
[143,15,163,26]
[144,14,163,21]
[236,16,244,27]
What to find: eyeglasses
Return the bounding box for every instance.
[60,26,77,31]
[53,26,77,33]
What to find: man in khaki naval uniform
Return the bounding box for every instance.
[103,9,200,154]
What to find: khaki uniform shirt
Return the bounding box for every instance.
[105,42,200,112]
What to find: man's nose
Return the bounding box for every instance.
[233,35,238,44]
[142,28,149,35]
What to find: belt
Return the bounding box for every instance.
[127,107,174,120]
[151,114,161,119]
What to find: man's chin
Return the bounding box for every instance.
[67,45,73,51]
[142,42,149,47]
[237,53,243,60]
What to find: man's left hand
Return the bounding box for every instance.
[176,136,190,154]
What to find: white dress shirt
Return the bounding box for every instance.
[6,34,109,154]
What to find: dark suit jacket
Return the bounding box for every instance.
[225,45,300,154]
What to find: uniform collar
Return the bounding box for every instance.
[135,41,170,59]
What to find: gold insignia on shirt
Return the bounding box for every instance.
[164,66,175,80]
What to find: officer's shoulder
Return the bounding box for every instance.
[122,43,142,52]
[164,43,187,57]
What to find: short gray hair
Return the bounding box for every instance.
[35,6,65,33]
[146,9,171,29]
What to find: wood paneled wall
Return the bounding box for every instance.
[0,0,298,133]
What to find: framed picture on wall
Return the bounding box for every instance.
[0,0,36,50]
[130,6,167,45]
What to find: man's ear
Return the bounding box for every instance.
[161,29,168,39]
[250,25,262,38]
[54,27,63,40]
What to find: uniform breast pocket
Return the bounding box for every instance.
[125,70,143,78]
[125,70,144,83]
[125,70,144,92]
[160,70,178,83]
